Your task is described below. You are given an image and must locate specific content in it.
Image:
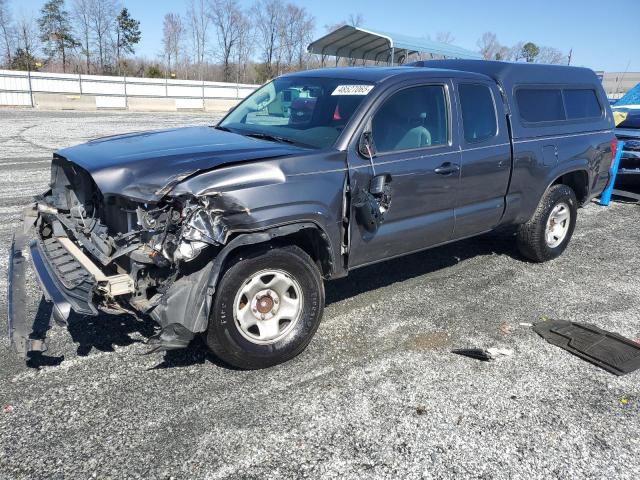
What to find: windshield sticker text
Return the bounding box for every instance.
[331,85,374,96]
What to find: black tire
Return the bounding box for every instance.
[516,184,578,262]
[206,245,324,369]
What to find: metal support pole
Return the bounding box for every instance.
[390,47,395,66]
[123,75,128,109]
[78,73,83,95]
[27,66,34,107]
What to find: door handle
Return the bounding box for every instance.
[434,162,460,175]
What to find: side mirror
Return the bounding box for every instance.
[369,173,392,195]
[359,130,376,158]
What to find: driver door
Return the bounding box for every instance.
[346,80,461,268]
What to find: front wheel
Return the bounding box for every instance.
[206,245,324,369]
[516,184,578,262]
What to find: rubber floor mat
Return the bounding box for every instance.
[534,320,640,376]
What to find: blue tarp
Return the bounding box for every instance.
[614,83,640,106]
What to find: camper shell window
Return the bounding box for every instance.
[516,86,603,125]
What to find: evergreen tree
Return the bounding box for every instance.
[38,0,78,72]
[521,42,540,63]
[115,7,141,72]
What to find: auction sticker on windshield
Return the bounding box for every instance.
[332,85,374,96]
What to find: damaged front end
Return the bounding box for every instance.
[8,156,242,357]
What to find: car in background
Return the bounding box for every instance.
[611,84,640,183]
[612,107,640,183]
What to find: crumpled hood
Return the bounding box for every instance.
[56,126,303,202]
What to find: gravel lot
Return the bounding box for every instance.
[0,109,639,480]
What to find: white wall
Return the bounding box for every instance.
[0,69,259,108]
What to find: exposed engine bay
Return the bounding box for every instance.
[31,156,245,350]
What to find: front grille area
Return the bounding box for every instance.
[36,236,97,315]
[41,237,93,290]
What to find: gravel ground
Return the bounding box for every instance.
[0,109,639,480]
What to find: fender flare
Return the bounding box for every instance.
[205,221,335,298]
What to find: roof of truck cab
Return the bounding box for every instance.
[280,66,491,83]
[411,60,601,90]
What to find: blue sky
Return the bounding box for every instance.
[13,0,640,72]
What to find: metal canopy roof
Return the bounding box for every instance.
[308,25,483,64]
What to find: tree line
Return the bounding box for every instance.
[0,0,569,85]
[0,0,141,75]
[476,31,568,64]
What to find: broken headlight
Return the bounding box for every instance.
[144,198,227,264]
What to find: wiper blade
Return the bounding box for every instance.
[244,132,296,145]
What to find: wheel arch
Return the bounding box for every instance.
[549,169,590,205]
[207,221,336,299]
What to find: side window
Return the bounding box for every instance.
[372,85,448,153]
[458,83,497,143]
[564,89,602,119]
[516,88,566,123]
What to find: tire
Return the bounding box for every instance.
[516,184,578,262]
[206,245,325,369]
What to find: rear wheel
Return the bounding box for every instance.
[516,184,578,262]
[206,245,324,369]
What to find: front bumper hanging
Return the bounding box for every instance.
[7,206,134,357]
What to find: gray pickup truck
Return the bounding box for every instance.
[8,60,616,369]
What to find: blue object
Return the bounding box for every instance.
[613,83,640,107]
[600,140,625,206]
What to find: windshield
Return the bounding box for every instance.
[219,76,374,149]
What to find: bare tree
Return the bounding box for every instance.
[235,12,253,83]
[162,12,184,76]
[0,0,14,66]
[88,0,117,73]
[253,0,283,80]
[280,3,302,69]
[435,31,455,44]
[536,46,564,65]
[477,32,500,60]
[347,13,364,27]
[209,0,243,82]
[14,13,40,68]
[509,41,525,62]
[324,12,364,32]
[295,9,314,69]
[73,0,92,73]
[186,0,210,79]
[495,45,510,61]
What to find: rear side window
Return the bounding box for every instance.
[458,83,497,143]
[516,89,565,123]
[564,89,602,119]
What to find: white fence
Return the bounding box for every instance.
[0,69,259,109]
